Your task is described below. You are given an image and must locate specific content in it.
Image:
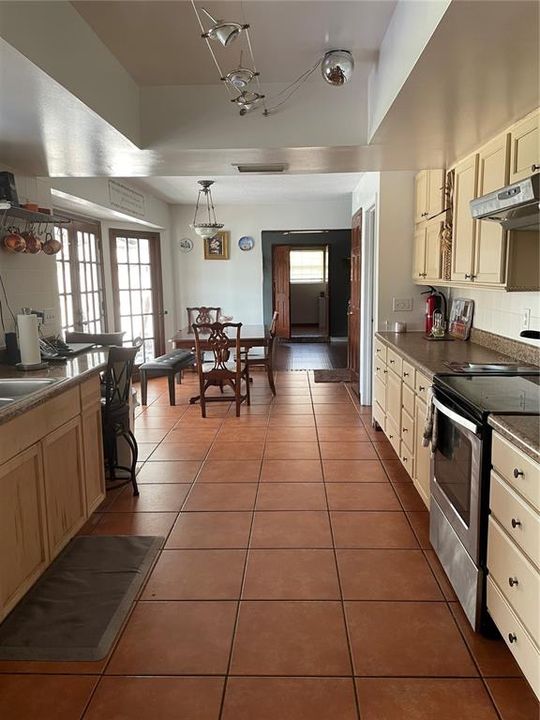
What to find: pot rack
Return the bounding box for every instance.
[0,204,71,235]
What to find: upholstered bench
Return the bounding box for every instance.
[139,349,196,406]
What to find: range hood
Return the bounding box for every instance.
[470,173,539,230]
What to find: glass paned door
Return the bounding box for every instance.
[110,230,165,364]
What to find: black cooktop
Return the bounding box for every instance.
[434,373,540,417]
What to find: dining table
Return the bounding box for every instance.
[170,324,269,404]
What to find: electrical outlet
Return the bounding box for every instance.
[522,308,531,331]
[43,308,56,324]
[393,297,413,312]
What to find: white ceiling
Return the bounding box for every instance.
[72,0,396,86]
[127,172,364,204]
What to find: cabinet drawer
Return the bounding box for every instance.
[372,402,385,433]
[402,383,415,417]
[490,471,540,566]
[402,360,415,389]
[374,361,388,385]
[386,369,402,427]
[374,338,387,364]
[387,348,403,375]
[399,441,414,478]
[487,577,540,699]
[488,517,540,643]
[401,407,414,445]
[415,371,431,401]
[374,375,386,410]
[385,417,400,456]
[492,432,540,512]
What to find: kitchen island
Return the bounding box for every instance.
[0,350,108,622]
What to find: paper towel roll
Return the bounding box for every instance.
[17,314,41,366]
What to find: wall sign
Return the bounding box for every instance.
[108,180,145,217]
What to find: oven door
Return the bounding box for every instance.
[431,396,482,562]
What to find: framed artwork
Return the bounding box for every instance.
[448,297,474,340]
[204,231,230,260]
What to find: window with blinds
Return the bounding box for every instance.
[289,249,327,283]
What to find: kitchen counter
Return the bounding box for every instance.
[375,332,534,380]
[0,349,108,425]
[488,414,540,463]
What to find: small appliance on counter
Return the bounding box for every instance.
[16,309,48,371]
[429,367,540,631]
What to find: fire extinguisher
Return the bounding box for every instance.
[421,287,447,335]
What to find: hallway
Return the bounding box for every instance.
[274,340,348,370]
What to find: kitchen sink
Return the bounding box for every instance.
[0,378,60,406]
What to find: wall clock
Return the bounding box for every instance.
[178,237,194,253]
[238,235,255,251]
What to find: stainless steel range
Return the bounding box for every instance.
[430,369,540,631]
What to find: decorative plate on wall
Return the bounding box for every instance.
[238,236,255,251]
[178,237,193,253]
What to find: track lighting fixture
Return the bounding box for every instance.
[200,8,249,47]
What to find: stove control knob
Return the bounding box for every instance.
[508,577,519,588]
[511,518,521,529]
[513,468,524,478]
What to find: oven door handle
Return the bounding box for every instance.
[432,397,480,435]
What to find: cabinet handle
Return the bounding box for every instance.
[376,366,380,371]
[513,468,524,478]
[419,385,425,392]
[403,372,409,377]
[511,518,521,529]
[402,427,408,433]
[464,273,472,279]
[388,434,394,439]
[508,577,519,588]
[532,164,540,172]
[402,456,408,462]
[383,369,388,374]
[508,633,517,644]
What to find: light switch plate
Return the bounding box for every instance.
[393,297,413,312]
[43,308,56,324]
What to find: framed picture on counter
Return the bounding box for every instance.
[448,297,474,340]
[204,231,230,260]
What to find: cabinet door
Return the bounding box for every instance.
[510,110,540,183]
[427,169,446,218]
[413,226,426,280]
[0,445,49,620]
[42,416,86,559]
[414,171,428,223]
[386,369,402,428]
[414,399,431,509]
[81,403,106,516]
[425,220,442,281]
[474,133,510,284]
[451,154,479,281]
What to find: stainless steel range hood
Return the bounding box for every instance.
[470,173,540,230]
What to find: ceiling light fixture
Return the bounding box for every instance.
[190,180,224,239]
[232,90,266,115]
[200,7,249,47]
[321,50,355,86]
[223,51,258,90]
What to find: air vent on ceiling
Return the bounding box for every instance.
[232,163,289,173]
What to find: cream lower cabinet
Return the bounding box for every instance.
[414,398,431,507]
[80,376,106,516]
[486,431,540,700]
[0,444,49,620]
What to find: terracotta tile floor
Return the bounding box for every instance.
[2,371,537,720]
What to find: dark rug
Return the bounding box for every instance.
[0,535,162,661]
[313,369,353,383]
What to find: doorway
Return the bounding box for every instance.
[109,229,166,364]
[348,210,362,386]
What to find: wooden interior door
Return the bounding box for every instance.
[348,212,361,383]
[272,245,290,338]
[110,230,166,363]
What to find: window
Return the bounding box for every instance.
[54,217,106,335]
[289,249,327,283]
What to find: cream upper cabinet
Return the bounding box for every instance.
[451,153,479,281]
[415,169,446,224]
[473,133,510,284]
[509,110,540,183]
[413,226,427,280]
[425,219,442,281]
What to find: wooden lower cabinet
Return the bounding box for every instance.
[42,416,87,560]
[0,445,49,620]
[414,398,431,508]
[81,403,106,515]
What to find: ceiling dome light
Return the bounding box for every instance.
[232,90,265,115]
[190,180,224,238]
[224,66,258,90]
[321,50,354,86]
[201,8,249,47]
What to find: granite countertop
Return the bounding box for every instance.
[0,349,108,424]
[488,415,540,463]
[375,332,531,380]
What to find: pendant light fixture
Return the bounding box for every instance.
[200,8,249,47]
[321,50,355,86]
[190,180,224,239]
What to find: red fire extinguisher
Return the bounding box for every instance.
[422,287,439,335]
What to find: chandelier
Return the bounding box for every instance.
[190,180,224,239]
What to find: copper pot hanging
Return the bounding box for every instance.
[2,226,26,253]
[22,229,42,254]
[41,231,62,255]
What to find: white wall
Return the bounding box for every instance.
[447,287,540,349]
[171,199,352,328]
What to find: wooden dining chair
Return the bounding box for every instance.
[244,311,278,395]
[187,306,221,332]
[192,321,251,417]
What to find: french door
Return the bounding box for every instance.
[54,216,106,335]
[109,230,166,363]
